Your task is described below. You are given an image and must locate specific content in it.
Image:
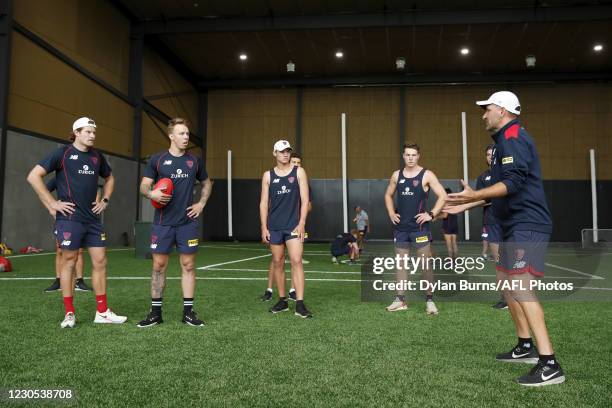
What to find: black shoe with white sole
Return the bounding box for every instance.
[492,300,508,309]
[74,279,92,292]
[288,291,297,301]
[517,361,565,386]
[295,302,313,319]
[496,344,539,363]
[136,312,163,328]
[182,310,205,327]
[44,278,61,293]
[261,289,273,302]
[269,299,289,314]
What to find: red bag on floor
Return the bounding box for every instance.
[0,256,12,272]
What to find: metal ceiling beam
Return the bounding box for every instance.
[143,6,612,34]
[199,71,612,88]
[144,35,201,90]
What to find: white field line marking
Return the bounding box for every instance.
[199,245,332,255]
[1,276,611,289]
[545,263,604,280]
[5,248,132,259]
[198,254,271,270]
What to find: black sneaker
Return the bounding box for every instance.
[517,360,565,386]
[44,279,61,292]
[496,344,539,364]
[136,312,163,328]
[492,300,508,309]
[261,290,273,302]
[269,299,289,314]
[182,310,205,327]
[74,279,92,291]
[295,302,313,319]
[288,290,297,301]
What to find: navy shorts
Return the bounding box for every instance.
[358,226,368,237]
[394,230,432,249]
[54,220,106,250]
[496,230,549,277]
[269,229,299,245]
[482,224,502,244]
[151,222,199,254]
[331,245,351,257]
[443,226,458,235]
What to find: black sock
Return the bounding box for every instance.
[397,294,405,302]
[151,298,162,316]
[279,297,287,302]
[539,354,558,367]
[518,337,533,349]
[183,298,194,314]
[426,294,433,301]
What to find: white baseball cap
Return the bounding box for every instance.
[72,117,97,131]
[273,140,292,152]
[476,91,521,115]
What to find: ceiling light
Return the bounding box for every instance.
[460,47,470,55]
[593,44,603,52]
[286,61,295,72]
[395,57,406,70]
[335,51,344,58]
[239,53,248,61]
[525,55,536,68]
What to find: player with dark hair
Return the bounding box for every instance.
[331,230,359,264]
[137,118,213,328]
[445,91,565,386]
[384,142,447,315]
[260,140,312,318]
[27,117,126,328]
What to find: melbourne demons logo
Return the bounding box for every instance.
[186,160,194,169]
[288,177,295,183]
[412,180,420,187]
[63,232,71,240]
[151,235,158,249]
[91,156,98,166]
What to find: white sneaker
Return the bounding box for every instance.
[426,300,439,315]
[385,298,408,312]
[94,309,127,324]
[60,312,76,328]
[331,257,339,264]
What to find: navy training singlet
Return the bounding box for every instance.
[395,168,429,232]
[268,166,301,230]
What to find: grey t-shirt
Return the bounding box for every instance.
[355,210,369,230]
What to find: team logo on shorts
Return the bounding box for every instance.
[63,232,71,240]
[288,177,295,183]
[151,235,158,243]
[415,236,429,243]
[91,156,98,165]
[186,160,194,168]
[100,233,106,241]
[188,239,199,247]
[412,180,420,187]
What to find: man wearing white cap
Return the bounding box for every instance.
[445,91,564,386]
[27,117,127,328]
[260,140,312,318]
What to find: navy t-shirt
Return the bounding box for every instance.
[476,168,498,226]
[38,145,111,224]
[331,232,356,253]
[144,151,208,226]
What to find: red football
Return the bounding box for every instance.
[151,177,174,209]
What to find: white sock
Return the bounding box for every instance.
[266,288,273,292]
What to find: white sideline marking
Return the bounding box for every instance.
[198,254,271,270]
[200,244,331,255]
[545,263,604,280]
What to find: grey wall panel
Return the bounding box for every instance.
[3,131,59,249]
[103,155,137,246]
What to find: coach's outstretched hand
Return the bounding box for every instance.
[187,202,205,218]
[445,180,478,205]
[51,200,75,216]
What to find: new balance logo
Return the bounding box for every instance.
[398,179,405,184]
[163,160,172,165]
[272,178,280,183]
[69,155,78,160]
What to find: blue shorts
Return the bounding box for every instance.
[331,245,351,257]
[54,220,106,250]
[496,230,549,277]
[482,224,502,244]
[394,230,432,249]
[151,222,199,254]
[269,229,299,245]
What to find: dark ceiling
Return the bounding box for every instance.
[114,0,612,88]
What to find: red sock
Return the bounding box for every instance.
[95,294,108,313]
[63,296,75,314]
